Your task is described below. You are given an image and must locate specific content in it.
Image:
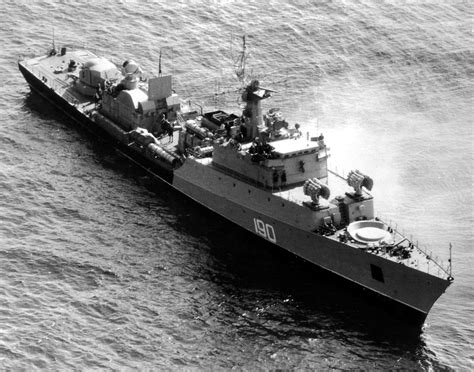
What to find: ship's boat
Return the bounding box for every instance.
[18,41,453,325]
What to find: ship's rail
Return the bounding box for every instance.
[23,63,84,104]
[52,42,105,57]
[376,216,453,280]
[329,167,453,280]
[18,42,115,66]
[18,43,84,60]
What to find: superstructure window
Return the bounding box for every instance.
[370,264,384,283]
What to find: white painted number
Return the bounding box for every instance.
[253,218,277,243]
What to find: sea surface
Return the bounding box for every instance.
[1,0,473,370]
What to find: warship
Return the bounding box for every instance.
[18,38,453,324]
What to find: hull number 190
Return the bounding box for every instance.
[253,218,277,243]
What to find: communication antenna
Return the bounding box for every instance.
[171,47,174,80]
[158,48,162,77]
[449,243,453,279]
[234,35,248,84]
[50,26,57,55]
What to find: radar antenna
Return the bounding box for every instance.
[196,35,285,110]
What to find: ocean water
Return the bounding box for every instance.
[1,0,473,370]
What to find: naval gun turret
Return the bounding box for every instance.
[95,57,181,134]
[75,57,121,97]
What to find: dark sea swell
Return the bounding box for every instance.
[0,0,472,370]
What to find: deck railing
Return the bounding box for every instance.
[376,215,452,279]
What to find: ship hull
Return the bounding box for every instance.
[19,61,449,325]
[173,160,450,323]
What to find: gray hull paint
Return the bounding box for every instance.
[173,160,449,316]
[18,58,449,321]
[18,62,175,183]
